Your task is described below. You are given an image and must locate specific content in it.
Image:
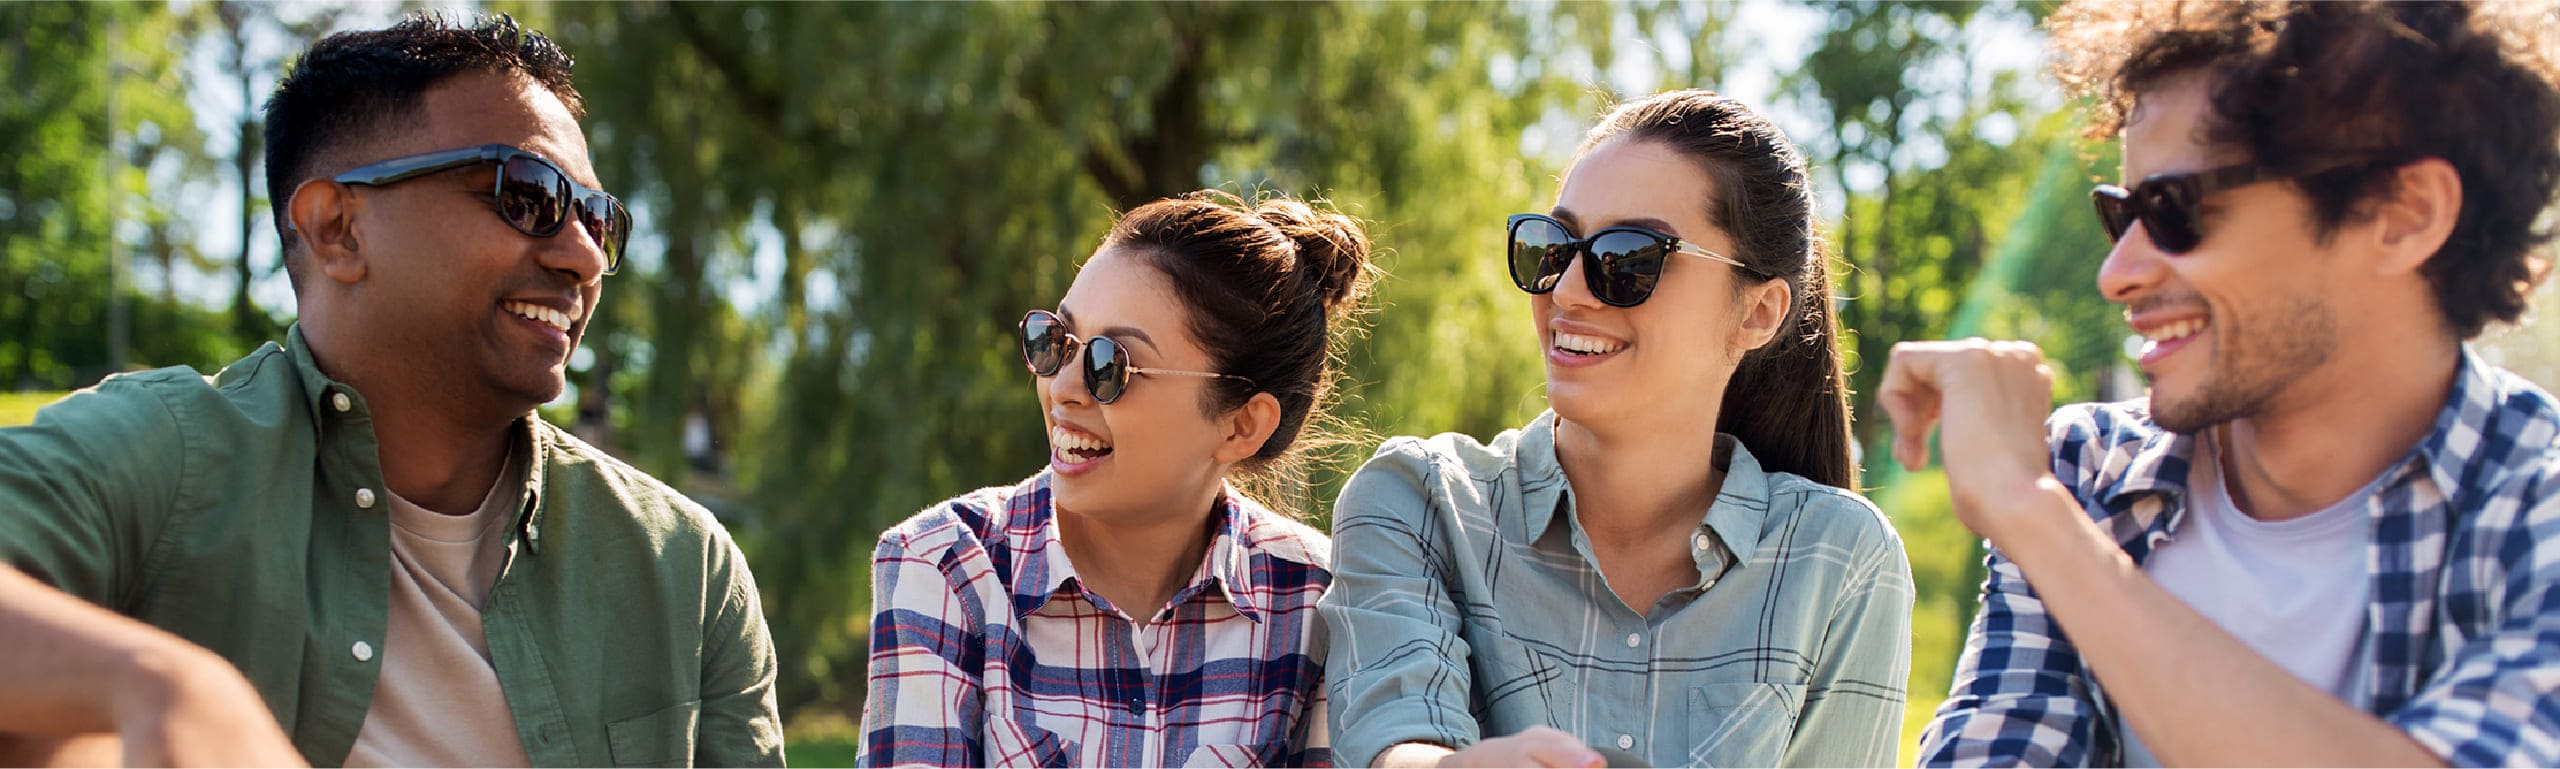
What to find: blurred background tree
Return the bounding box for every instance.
[12,2,2557,764]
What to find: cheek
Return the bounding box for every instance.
[1112,400,1223,460]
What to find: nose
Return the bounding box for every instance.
[1550,250,1607,310]
[537,207,612,285]
[2096,224,2168,304]
[1045,338,1093,408]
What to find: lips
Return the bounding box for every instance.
[1049,422,1112,475]
[1553,331,1627,356]
[502,300,576,333]
[2128,312,2209,369]
[2138,317,2206,344]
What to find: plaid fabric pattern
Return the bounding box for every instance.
[1920,349,2560,767]
[859,471,1332,768]
[1320,412,1913,769]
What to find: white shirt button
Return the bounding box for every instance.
[1694,533,1714,551]
[331,392,352,412]
[1625,632,1642,648]
[355,488,377,509]
[352,641,374,662]
[1617,734,1635,750]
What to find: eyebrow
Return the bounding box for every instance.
[1054,305,1161,355]
[1548,206,1684,239]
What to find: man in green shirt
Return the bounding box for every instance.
[0,13,784,767]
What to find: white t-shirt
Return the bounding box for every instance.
[345,448,534,768]
[2119,434,2377,767]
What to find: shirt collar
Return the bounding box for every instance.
[287,323,553,553]
[2408,347,2511,500]
[1006,471,1292,623]
[1519,411,1772,572]
[286,324,348,424]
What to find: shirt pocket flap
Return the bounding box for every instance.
[1684,682,1804,767]
[607,699,701,767]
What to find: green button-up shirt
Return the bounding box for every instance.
[1319,412,1913,768]
[0,328,784,767]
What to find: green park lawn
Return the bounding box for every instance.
[0,391,65,427]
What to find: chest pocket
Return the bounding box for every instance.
[606,700,700,767]
[1682,682,1803,767]
[984,713,1075,767]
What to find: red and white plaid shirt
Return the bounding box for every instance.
[861,471,1332,767]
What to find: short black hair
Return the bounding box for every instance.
[262,11,582,276]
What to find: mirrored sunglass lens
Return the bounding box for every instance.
[1589,231,1667,305]
[1510,219,1575,293]
[579,194,631,270]
[498,157,569,235]
[1086,336,1127,402]
[1021,314,1064,375]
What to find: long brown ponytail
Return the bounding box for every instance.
[1578,90,1858,489]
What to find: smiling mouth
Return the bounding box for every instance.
[502,301,575,333]
[1050,426,1113,463]
[2141,317,2208,344]
[1553,331,1626,356]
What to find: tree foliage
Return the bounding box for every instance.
[516,0,1738,711]
[0,1,235,390]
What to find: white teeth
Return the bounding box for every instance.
[1553,331,1627,355]
[2142,318,2207,343]
[1049,427,1112,453]
[504,301,574,332]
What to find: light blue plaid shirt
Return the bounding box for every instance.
[1920,349,2560,767]
[1322,412,1912,769]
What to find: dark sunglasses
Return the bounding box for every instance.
[332,144,631,275]
[1506,213,1758,307]
[1018,309,1255,404]
[2091,163,2282,254]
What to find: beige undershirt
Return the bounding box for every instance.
[344,447,534,768]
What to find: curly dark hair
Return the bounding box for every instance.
[2048,0,2560,338]
[263,12,582,278]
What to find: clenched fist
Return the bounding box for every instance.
[1879,338,2071,543]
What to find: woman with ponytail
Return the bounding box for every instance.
[858,191,1375,768]
[1320,90,1913,768]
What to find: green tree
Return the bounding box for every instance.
[0,1,236,391]
[516,0,1695,713]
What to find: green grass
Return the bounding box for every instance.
[788,736,862,768]
[784,708,863,768]
[0,392,68,427]
[1876,467,1975,767]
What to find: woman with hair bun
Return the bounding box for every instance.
[860,191,1379,768]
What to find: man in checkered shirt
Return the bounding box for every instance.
[1885,1,2560,766]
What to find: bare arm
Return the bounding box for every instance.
[0,564,304,767]
[1984,491,2441,766]
[1883,339,2441,767]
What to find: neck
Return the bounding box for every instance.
[1553,411,1725,547]
[1051,483,1223,621]
[304,323,522,515]
[2216,336,2460,521]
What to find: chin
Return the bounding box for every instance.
[494,374,568,413]
[1544,383,1616,424]
[2145,383,2240,436]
